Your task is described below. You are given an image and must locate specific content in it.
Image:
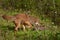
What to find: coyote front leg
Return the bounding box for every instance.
[22,25,26,31]
[14,20,21,31]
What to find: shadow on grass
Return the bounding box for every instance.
[0,25,15,31]
[7,26,15,31]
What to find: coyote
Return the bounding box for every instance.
[1,13,40,31]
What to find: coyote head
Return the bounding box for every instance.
[27,15,40,27]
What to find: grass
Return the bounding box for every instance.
[0,26,60,40]
[0,9,60,40]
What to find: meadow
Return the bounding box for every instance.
[0,9,60,40]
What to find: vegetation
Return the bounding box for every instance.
[0,0,60,40]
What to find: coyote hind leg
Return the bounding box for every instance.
[25,21,32,29]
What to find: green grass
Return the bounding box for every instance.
[0,26,60,40]
[0,9,60,40]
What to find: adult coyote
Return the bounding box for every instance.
[1,13,40,31]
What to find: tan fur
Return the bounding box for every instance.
[2,14,15,22]
[1,14,32,31]
[14,14,40,31]
[1,14,40,31]
[14,14,32,31]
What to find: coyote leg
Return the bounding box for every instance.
[25,21,32,28]
[22,25,26,31]
[15,24,20,31]
[14,20,21,31]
